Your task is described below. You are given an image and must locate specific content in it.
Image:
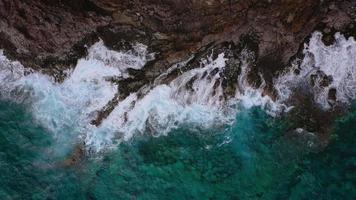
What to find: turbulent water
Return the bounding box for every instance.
[0,101,355,199]
[0,32,355,199]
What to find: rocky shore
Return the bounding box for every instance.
[1,1,354,75]
[1,0,356,150]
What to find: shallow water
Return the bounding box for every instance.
[0,31,355,199]
[0,100,355,199]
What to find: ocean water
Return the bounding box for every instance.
[0,100,355,199]
[0,32,355,199]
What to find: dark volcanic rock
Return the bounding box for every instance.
[1,0,354,88]
[0,0,110,78]
[1,0,356,146]
[1,0,354,73]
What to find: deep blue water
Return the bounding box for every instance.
[0,100,355,199]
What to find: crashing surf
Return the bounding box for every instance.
[0,32,355,153]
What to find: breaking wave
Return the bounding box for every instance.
[0,32,355,152]
[276,32,356,109]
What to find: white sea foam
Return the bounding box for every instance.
[86,51,282,151]
[87,40,154,78]
[275,32,356,109]
[0,43,289,152]
[233,50,286,115]
[0,50,32,101]
[1,32,354,153]
[0,41,151,151]
[86,53,236,151]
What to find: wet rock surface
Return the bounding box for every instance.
[0,0,111,79]
[1,0,356,151]
[0,0,353,72]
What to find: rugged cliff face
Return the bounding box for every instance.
[0,0,355,145]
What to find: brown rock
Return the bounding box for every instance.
[1,0,353,74]
[0,0,110,73]
[0,0,355,131]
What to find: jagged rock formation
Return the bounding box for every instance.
[0,0,355,144]
[0,0,110,77]
[1,0,354,73]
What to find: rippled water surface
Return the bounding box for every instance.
[0,100,355,199]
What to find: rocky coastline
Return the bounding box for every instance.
[1,0,356,152]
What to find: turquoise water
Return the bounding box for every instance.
[0,100,355,199]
